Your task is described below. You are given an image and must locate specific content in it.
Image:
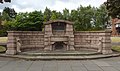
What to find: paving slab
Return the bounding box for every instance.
[93,60,111,66]
[0,57,120,71]
[72,66,88,71]
[0,61,18,71]
[84,64,102,71]
[101,66,119,71]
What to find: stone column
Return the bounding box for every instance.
[69,35,75,50]
[102,31,112,54]
[6,31,17,55]
[44,24,52,51]
[66,24,75,50]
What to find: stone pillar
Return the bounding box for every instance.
[44,24,52,51]
[69,35,75,50]
[6,31,17,55]
[102,31,112,54]
[66,24,75,50]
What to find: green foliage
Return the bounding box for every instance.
[63,8,70,20]
[44,7,51,22]
[0,46,6,53]
[112,46,120,52]
[2,7,17,21]
[5,11,44,31]
[50,10,57,20]
[73,5,108,31]
[0,29,7,37]
[2,12,11,21]
[105,0,120,18]
[2,4,108,32]
[94,5,108,30]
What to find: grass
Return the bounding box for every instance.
[0,37,7,53]
[0,37,7,43]
[112,46,120,52]
[0,46,6,53]
[111,37,120,43]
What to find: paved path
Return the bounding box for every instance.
[0,57,120,71]
[112,42,120,46]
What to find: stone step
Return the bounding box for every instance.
[19,51,101,56]
[0,53,120,60]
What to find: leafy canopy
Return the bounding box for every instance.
[105,0,120,18]
[3,5,108,31]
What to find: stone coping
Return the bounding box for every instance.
[7,31,44,33]
[75,30,111,33]
[7,31,111,33]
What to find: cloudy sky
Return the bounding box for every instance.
[0,0,107,13]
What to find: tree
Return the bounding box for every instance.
[28,11,44,31]
[0,0,3,3]
[2,7,17,21]
[63,8,70,20]
[74,5,95,31]
[105,0,120,18]
[56,12,63,20]
[0,0,11,3]
[2,12,11,21]
[5,11,44,31]
[4,0,11,2]
[0,12,2,25]
[94,4,108,30]
[44,7,51,22]
[105,0,120,35]
[0,12,3,30]
[70,10,78,21]
[50,10,57,20]
[3,4,109,32]
[73,5,108,31]
[0,7,15,36]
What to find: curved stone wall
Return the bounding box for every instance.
[6,31,44,54]
[74,31,112,54]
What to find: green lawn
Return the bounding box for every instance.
[0,37,7,43]
[112,46,120,52]
[0,46,6,52]
[111,37,120,42]
[0,37,7,53]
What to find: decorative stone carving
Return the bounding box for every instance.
[16,38,21,53]
[97,37,103,53]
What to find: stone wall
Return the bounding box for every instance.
[74,31,112,54]
[6,31,112,55]
[6,31,44,54]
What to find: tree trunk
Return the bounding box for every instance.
[112,18,117,36]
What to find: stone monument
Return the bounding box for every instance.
[6,20,112,55]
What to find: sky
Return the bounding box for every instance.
[0,0,107,13]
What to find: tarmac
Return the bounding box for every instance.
[0,57,120,71]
